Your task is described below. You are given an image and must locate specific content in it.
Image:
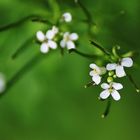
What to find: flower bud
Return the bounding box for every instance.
[113,74,117,79]
[107,77,113,83]
[108,71,114,76]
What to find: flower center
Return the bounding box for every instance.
[65,35,70,42]
[108,84,114,93]
[93,69,98,74]
[109,88,113,93]
[44,38,49,42]
[118,59,122,65]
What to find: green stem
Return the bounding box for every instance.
[12,36,35,59]
[90,40,110,56]
[0,52,46,98]
[127,74,140,93]
[112,45,121,59]
[60,46,64,56]
[68,48,98,59]
[75,0,95,36]
[31,17,53,25]
[75,0,94,25]
[84,81,95,88]
[0,14,52,32]
[122,51,139,58]
[101,98,111,118]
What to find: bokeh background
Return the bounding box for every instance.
[0,0,140,140]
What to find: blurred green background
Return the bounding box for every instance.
[0,0,140,140]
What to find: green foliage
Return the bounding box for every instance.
[0,0,140,140]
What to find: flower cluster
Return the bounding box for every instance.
[36,12,79,54]
[36,26,58,53]
[89,57,133,101]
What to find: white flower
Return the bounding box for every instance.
[60,32,78,50]
[0,73,6,93]
[62,12,72,22]
[89,64,106,85]
[51,26,59,36]
[100,82,123,101]
[106,57,133,78]
[36,26,58,53]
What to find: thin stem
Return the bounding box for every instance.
[84,81,95,88]
[12,36,35,59]
[31,17,53,25]
[112,45,121,59]
[75,0,95,37]
[60,47,64,56]
[68,49,98,59]
[74,0,94,25]
[101,98,111,118]
[90,40,110,56]
[0,14,52,32]
[122,51,139,58]
[127,74,140,93]
[0,52,46,98]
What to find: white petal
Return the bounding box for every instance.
[63,32,69,38]
[101,83,110,89]
[62,12,72,22]
[92,75,101,85]
[36,31,45,42]
[111,90,121,101]
[48,40,57,49]
[52,26,59,34]
[89,64,101,74]
[100,90,110,100]
[112,82,123,90]
[106,63,117,71]
[69,33,79,40]
[40,43,49,53]
[121,57,133,67]
[63,32,69,41]
[89,71,94,76]
[46,30,55,40]
[0,74,6,93]
[89,63,98,69]
[60,40,66,48]
[100,67,106,75]
[66,41,75,50]
[116,65,126,77]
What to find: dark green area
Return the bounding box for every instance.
[0,0,140,140]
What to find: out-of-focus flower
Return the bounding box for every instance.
[62,12,72,22]
[106,57,133,78]
[89,64,106,85]
[100,82,123,101]
[60,32,78,50]
[0,73,6,93]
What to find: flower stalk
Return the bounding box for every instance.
[90,40,111,56]
[69,49,98,59]
[12,36,35,59]
[127,74,140,93]
[0,14,52,32]
[84,81,95,88]
[101,98,111,118]
[74,0,95,25]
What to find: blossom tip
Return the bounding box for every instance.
[74,0,78,3]
[84,85,87,88]
[101,114,105,118]
[136,89,140,93]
